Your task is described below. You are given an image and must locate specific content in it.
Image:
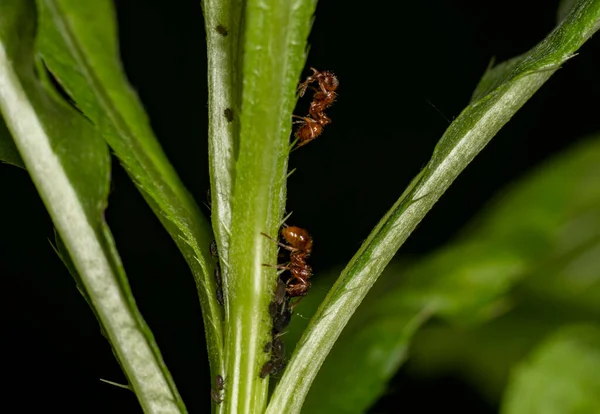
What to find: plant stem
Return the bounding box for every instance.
[221,0,317,412]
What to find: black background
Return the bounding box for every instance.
[2,0,599,412]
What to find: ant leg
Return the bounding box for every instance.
[262,263,288,270]
[292,115,310,124]
[297,68,320,96]
[316,112,331,125]
[288,297,304,310]
[298,79,316,97]
[260,232,298,253]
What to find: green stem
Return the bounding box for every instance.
[222,0,316,412]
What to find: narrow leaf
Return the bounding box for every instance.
[302,129,600,411]
[201,0,244,270]
[0,2,186,412]
[267,2,600,412]
[34,0,223,376]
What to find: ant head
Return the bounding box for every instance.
[323,72,339,91]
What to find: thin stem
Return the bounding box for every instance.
[222,0,317,412]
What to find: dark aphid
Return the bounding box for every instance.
[274,279,286,305]
[211,389,222,404]
[216,374,225,391]
[271,359,286,376]
[216,24,228,36]
[224,108,233,122]
[210,240,219,258]
[269,301,279,319]
[272,307,292,333]
[215,279,224,306]
[271,337,285,362]
[260,360,275,379]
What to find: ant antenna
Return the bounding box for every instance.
[294,311,310,320]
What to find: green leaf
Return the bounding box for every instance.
[310,124,600,412]
[307,129,600,412]
[267,2,600,412]
[34,0,223,378]
[201,0,244,270]
[221,0,317,413]
[0,2,186,412]
[407,128,600,400]
[0,114,25,168]
[501,324,600,414]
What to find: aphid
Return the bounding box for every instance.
[259,359,286,379]
[271,337,285,361]
[274,279,287,305]
[210,240,224,305]
[224,107,233,122]
[260,360,275,379]
[216,374,225,391]
[211,374,225,404]
[216,24,228,36]
[271,360,286,376]
[211,389,222,404]
[214,267,224,306]
[210,240,219,259]
[269,300,279,319]
[214,264,222,284]
[216,284,224,306]
[272,306,292,333]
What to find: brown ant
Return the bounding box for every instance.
[293,115,327,147]
[261,226,313,298]
[293,68,339,147]
[298,67,339,99]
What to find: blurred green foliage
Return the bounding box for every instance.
[502,325,600,414]
[287,134,600,413]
